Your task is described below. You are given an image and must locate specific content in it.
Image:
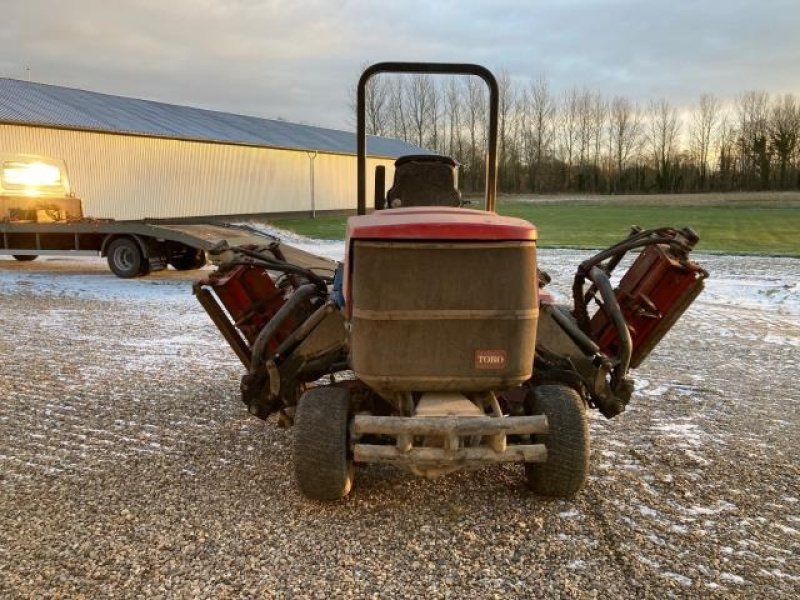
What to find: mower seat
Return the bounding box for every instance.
[385,154,461,209]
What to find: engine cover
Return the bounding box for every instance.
[345,207,538,394]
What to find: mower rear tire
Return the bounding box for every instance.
[12,255,38,262]
[293,386,354,501]
[524,385,589,497]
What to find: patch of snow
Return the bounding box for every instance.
[669,524,689,534]
[641,384,670,397]
[774,524,798,536]
[652,422,703,436]
[758,569,800,582]
[1,267,195,303]
[662,572,693,587]
[637,555,661,569]
[681,500,737,516]
[719,572,748,585]
[684,449,711,465]
[638,505,661,518]
[238,222,345,262]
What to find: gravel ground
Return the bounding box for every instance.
[0,251,798,599]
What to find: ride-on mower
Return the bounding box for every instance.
[194,63,707,501]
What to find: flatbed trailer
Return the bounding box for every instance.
[0,220,334,278]
[0,154,334,277]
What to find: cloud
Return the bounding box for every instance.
[1,0,798,128]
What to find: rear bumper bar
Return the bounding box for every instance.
[354,444,546,465]
[352,414,549,470]
[353,414,548,437]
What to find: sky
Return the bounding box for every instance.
[2,0,799,130]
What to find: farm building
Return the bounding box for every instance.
[0,78,424,220]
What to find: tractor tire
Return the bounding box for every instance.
[293,386,354,501]
[107,237,146,278]
[524,385,589,498]
[12,255,38,262]
[169,246,207,271]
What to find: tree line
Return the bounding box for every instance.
[355,72,800,195]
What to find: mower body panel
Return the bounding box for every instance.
[346,208,538,395]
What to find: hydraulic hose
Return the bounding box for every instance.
[549,306,601,356]
[571,233,681,332]
[249,283,317,374]
[588,266,632,385]
[231,246,331,292]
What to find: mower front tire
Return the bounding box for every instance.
[293,386,354,501]
[524,384,589,497]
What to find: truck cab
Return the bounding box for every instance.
[0,153,83,222]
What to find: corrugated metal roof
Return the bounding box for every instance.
[0,78,424,158]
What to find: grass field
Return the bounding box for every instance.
[268,192,800,256]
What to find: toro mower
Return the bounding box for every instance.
[194,63,707,501]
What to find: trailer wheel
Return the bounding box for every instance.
[107,237,145,278]
[293,386,354,501]
[12,255,38,262]
[169,246,207,271]
[524,385,589,497]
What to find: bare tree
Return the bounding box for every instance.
[589,93,607,192]
[523,78,556,192]
[464,77,487,190]
[505,95,525,192]
[365,75,389,136]
[716,110,738,190]
[497,70,517,190]
[689,93,721,189]
[385,77,409,142]
[427,80,442,152]
[444,78,463,160]
[347,64,389,136]
[558,88,580,189]
[769,94,799,188]
[647,99,681,192]
[736,90,770,188]
[567,88,605,191]
[576,89,593,172]
[404,74,435,148]
[608,96,642,192]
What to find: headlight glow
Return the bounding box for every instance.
[3,161,63,188]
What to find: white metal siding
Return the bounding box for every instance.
[0,124,394,219]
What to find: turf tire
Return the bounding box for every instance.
[293,386,354,501]
[524,385,590,497]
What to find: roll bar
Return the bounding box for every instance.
[356,62,499,215]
